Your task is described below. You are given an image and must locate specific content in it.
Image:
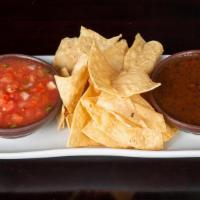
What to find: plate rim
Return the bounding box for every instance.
[1,148,200,159]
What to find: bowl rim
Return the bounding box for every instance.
[150,50,200,133]
[0,53,61,135]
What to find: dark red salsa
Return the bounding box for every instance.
[0,56,59,128]
[153,55,200,126]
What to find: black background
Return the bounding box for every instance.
[0,0,199,55]
[1,157,200,192]
[0,0,200,196]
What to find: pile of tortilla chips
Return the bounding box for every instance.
[54,26,177,150]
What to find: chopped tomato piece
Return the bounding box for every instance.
[2,100,14,112]
[0,73,14,83]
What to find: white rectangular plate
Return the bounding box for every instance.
[0,56,200,159]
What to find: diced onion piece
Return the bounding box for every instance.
[24,82,33,88]
[20,91,30,101]
[6,86,14,93]
[47,81,56,90]
[27,64,37,70]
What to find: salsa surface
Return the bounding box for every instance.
[153,55,200,125]
[0,56,59,128]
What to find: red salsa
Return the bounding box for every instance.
[153,55,200,125]
[0,56,59,128]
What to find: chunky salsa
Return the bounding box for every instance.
[0,56,59,128]
[153,55,200,125]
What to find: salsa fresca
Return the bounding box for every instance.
[0,56,59,128]
[153,55,200,125]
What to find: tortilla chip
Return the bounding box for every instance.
[163,124,178,142]
[82,97,163,150]
[96,92,166,134]
[83,120,127,148]
[67,101,98,147]
[53,37,81,74]
[54,64,88,113]
[66,113,73,129]
[133,102,166,133]
[88,43,119,95]
[79,26,122,54]
[67,86,100,147]
[60,67,70,77]
[130,94,154,111]
[97,92,135,118]
[72,53,88,75]
[124,33,164,74]
[96,92,147,128]
[123,33,145,71]
[57,104,67,129]
[113,68,161,97]
[104,39,128,72]
[88,42,161,97]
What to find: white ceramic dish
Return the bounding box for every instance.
[0,55,200,159]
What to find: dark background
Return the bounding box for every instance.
[1,0,200,199]
[0,0,199,55]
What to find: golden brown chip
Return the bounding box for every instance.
[123,34,145,71]
[88,43,119,96]
[98,92,168,138]
[133,102,166,133]
[67,86,100,147]
[88,42,161,97]
[104,39,128,72]
[59,67,70,77]
[79,26,122,54]
[57,105,67,130]
[82,120,127,148]
[96,92,147,128]
[66,113,73,129]
[82,97,164,150]
[131,95,170,138]
[71,53,88,75]
[124,33,164,74]
[92,91,166,134]
[163,124,178,142]
[130,94,154,110]
[54,63,88,113]
[97,92,135,118]
[67,101,98,147]
[113,68,161,97]
[53,37,81,74]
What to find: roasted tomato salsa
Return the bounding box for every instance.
[153,55,200,126]
[0,56,59,128]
